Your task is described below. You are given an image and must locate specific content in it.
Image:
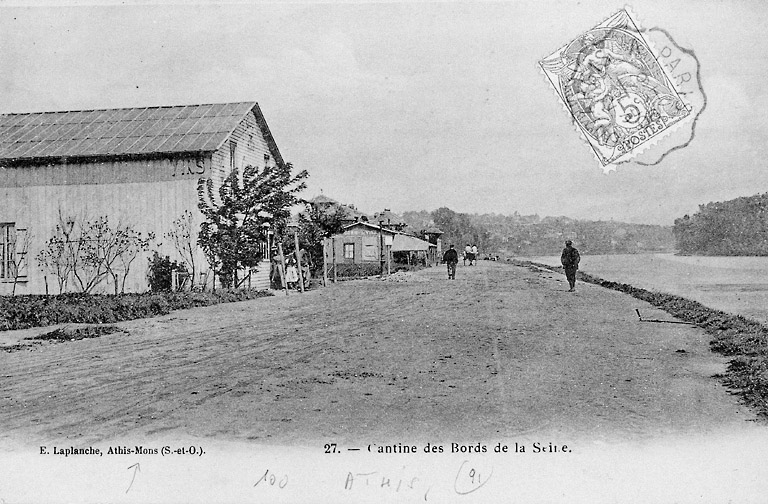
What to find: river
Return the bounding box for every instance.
[527,253,768,324]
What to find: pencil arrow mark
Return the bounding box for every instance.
[126,463,141,494]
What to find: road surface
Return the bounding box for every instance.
[1,261,760,448]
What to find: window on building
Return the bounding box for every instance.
[1,223,16,280]
[229,141,238,171]
[264,153,270,166]
[343,243,354,260]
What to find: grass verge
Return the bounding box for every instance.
[0,289,273,332]
[513,260,768,419]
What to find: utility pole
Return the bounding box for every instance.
[379,220,384,276]
[276,243,289,296]
[293,226,305,293]
[332,236,337,283]
[322,237,328,287]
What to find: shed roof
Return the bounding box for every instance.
[391,234,433,252]
[341,221,396,234]
[0,101,283,165]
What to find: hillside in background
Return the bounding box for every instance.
[403,208,674,256]
[674,193,768,255]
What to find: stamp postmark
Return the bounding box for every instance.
[539,10,693,168]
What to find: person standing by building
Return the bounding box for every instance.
[285,258,299,290]
[270,247,284,289]
[560,240,581,292]
[295,248,312,289]
[443,244,459,280]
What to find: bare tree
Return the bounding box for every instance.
[8,229,32,296]
[114,228,154,294]
[37,211,80,294]
[166,210,198,289]
[79,216,156,295]
[37,212,154,294]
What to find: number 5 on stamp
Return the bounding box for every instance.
[539,9,692,169]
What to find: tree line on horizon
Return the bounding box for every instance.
[673,192,768,256]
[402,208,674,256]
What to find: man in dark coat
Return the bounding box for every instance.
[443,244,459,280]
[560,240,581,292]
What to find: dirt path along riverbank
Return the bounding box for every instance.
[0,261,760,447]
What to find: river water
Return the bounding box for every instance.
[527,253,768,324]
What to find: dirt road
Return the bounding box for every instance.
[1,261,761,450]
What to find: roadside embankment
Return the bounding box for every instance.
[513,260,768,418]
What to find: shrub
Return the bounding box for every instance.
[334,263,382,278]
[147,252,187,292]
[0,289,273,332]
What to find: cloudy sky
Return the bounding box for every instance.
[0,0,765,225]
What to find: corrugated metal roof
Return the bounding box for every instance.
[0,102,257,162]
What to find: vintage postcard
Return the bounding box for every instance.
[0,2,766,504]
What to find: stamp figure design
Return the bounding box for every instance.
[540,10,692,167]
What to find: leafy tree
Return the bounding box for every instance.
[672,193,768,255]
[197,163,308,288]
[293,203,347,274]
[431,207,491,251]
[147,252,187,292]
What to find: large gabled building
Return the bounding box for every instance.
[0,101,283,294]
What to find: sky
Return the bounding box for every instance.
[0,0,766,225]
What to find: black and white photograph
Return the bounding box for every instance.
[0,1,766,502]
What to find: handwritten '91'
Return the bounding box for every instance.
[454,460,493,495]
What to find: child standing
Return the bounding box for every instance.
[285,258,299,290]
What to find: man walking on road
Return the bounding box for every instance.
[561,240,580,292]
[443,244,459,280]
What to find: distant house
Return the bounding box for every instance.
[329,221,436,270]
[370,208,406,232]
[339,204,369,226]
[422,225,444,263]
[0,101,283,294]
[308,195,369,226]
[331,221,395,265]
[308,194,339,207]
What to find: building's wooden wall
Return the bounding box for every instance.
[210,109,275,188]
[0,156,210,188]
[0,108,281,295]
[333,234,382,264]
[0,162,212,294]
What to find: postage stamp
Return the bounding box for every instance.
[539,10,692,168]
[624,26,706,166]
